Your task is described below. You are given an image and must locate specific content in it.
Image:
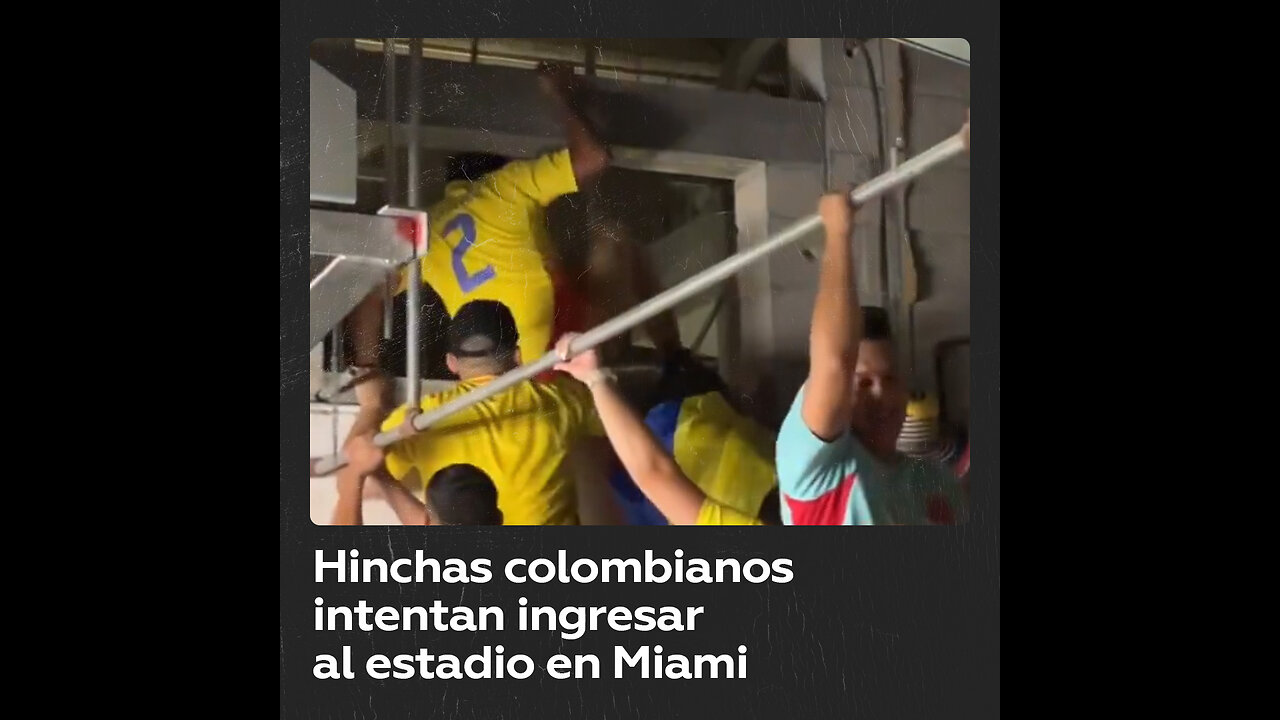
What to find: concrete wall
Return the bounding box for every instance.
[770,38,971,427]
[901,49,971,426]
[638,211,736,360]
[311,44,825,165]
[309,402,403,526]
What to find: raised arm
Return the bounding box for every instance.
[586,215,682,358]
[555,335,705,525]
[330,402,389,526]
[537,63,610,184]
[801,194,861,441]
[332,282,394,480]
[331,466,366,526]
[330,380,399,526]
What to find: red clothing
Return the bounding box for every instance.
[550,268,589,342]
[536,268,590,382]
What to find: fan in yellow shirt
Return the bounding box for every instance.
[337,66,684,481]
[603,350,778,526]
[552,335,775,527]
[354,301,614,526]
[391,146,582,365]
[337,63,610,395]
[358,64,611,367]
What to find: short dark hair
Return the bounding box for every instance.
[426,464,502,525]
[862,306,892,341]
[445,153,510,183]
[447,300,520,362]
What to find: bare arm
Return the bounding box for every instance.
[587,218,682,356]
[330,395,396,526]
[538,63,609,184]
[370,467,429,526]
[348,390,390,442]
[333,278,394,480]
[801,194,861,441]
[555,337,705,525]
[332,467,365,526]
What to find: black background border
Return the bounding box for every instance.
[282,3,999,718]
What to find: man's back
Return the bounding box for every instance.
[402,150,580,362]
[612,390,778,525]
[380,373,602,525]
[666,391,777,517]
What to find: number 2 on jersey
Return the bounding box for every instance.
[447,214,496,293]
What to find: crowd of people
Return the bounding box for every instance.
[322,64,971,527]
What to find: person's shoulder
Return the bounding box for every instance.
[680,391,733,421]
[488,149,570,181]
[536,375,607,437]
[427,380,476,405]
[379,391,450,437]
[408,380,494,422]
[527,373,590,406]
[686,390,775,445]
[491,149,578,204]
[525,147,573,168]
[540,371,583,392]
[775,383,821,446]
[379,404,411,433]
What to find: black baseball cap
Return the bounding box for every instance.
[447,300,520,358]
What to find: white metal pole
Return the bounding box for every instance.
[311,125,969,477]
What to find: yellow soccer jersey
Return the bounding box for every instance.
[397,149,579,361]
[695,498,765,526]
[672,392,778,520]
[380,374,604,526]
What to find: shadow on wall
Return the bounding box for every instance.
[934,337,970,432]
[547,166,729,272]
[761,354,813,429]
[589,86,689,150]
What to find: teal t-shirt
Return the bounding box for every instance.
[775,384,967,525]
